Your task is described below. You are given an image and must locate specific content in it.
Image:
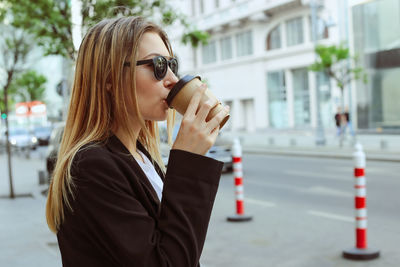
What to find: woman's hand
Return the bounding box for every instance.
[172,84,230,156]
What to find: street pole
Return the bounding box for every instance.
[311,0,326,146]
[4,87,15,198]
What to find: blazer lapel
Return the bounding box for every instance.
[106,135,161,213]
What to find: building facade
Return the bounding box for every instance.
[350,0,400,132]
[168,0,400,133]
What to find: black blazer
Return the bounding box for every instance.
[57,135,223,267]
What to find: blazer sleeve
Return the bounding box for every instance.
[62,147,223,267]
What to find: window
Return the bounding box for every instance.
[352,0,400,129]
[236,30,253,57]
[267,25,281,50]
[220,36,233,60]
[292,68,310,126]
[191,0,196,16]
[200,0,204,14]
[202,41,217,64]
[267,71,288,128]
[286,17,304,46]
[309,16,329,41]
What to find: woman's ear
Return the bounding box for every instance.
[106,83,112,92]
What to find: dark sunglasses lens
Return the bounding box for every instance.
[169,59,178,75]
[154,56,167,80]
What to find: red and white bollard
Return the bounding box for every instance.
[227,138,252,222]
[343,143,380,260]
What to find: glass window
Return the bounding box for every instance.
[220,36,233,60]
[292,68,310,126]
[353,0,400,53]
[286,17,304,46]
[200,0,204,14]
[359,68,400,129]
[309,16,329,41]
[352,0,400,130]
[202,41,217,64]
[236,30,253,57]
[267,25,281,50]
[267,71,288,128]
[191,0,196,16]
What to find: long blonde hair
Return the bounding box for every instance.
[46,16,175,233]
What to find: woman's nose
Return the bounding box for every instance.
[164,68,179,89]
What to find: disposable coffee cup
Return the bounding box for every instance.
[166,75,230,129]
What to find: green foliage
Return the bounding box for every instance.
[0,24,33,113]
[0,7,5,22]
[181,30,210,48]
[81,0,160,28]
[4,0,74,59]
[0,70,47,113]
[10,70,47,102]
[0,88,17,114]
[2,0,209,61]
[309,43,367,91]
[81,0,209,48]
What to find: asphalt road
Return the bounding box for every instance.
[1,150,399,266]
[201,153,400,267]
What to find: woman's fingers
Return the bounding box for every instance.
[184,84,207,118]
[206,105,230,132]
[209,125,220,142]
[173,83,229,156]
[195,98,219,124]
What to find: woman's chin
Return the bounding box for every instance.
[154,112,168,121]
[143,107,169,121]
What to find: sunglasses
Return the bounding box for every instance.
[124,55,179,81]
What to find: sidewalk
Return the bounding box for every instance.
[0,150,62,267]
[0,190,61,267]
[222,129,400,162]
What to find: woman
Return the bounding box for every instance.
[46,16,229,267]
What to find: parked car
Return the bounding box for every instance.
[46,122,65,178]
[33,125,53,146]
[3,127,38,151]
[207,132,233,172]
[159,122,233,172]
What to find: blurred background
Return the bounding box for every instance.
[1,0,399,266]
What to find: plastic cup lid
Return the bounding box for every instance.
[166,75,201,107]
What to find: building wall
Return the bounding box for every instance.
[350,0,400,131]
[167,0,353,132]
[32,51,64,119]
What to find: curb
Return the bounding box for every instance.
[243,146,400,163]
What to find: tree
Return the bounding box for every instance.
[0,23,33,198]
[4,0,209,61]
[0,84,17,115]
[4,0,74,60]
[309,43,367,144]
[3,0,210,120]
[11,70,47,103]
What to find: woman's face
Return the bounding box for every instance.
[132,31,178,121]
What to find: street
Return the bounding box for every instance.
[1,151,399,266]
[201,154,400,267]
